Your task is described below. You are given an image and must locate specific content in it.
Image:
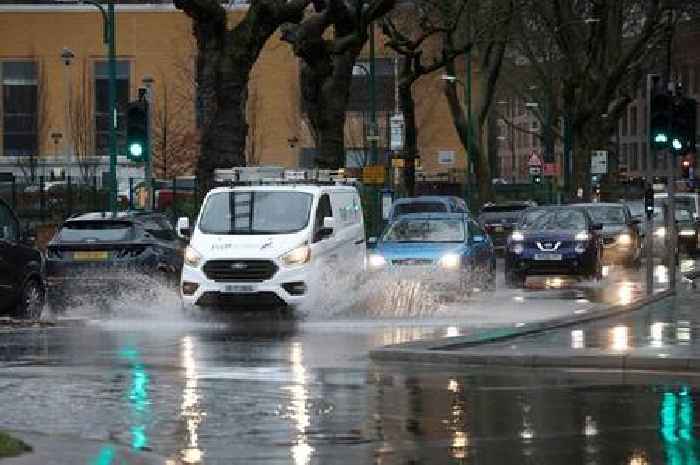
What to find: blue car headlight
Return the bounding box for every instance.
[439,253,461,269]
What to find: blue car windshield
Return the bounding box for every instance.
[383,218,465,243]
[529,210,588,231]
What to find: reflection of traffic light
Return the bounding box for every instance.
[533,175,542,185]
[126,100,148,162]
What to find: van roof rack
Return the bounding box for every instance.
[213,166,358,186]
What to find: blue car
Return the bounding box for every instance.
[367,213,496,295]
[504,206,603,287]
[388,196,470,222]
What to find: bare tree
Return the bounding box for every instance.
[508,0,689,199]
[244,77,264,166]
[280,0,397,168]
[67,61,98,184]
[174,0,312,193]
[442,0,516,204]
[382,0,475,195]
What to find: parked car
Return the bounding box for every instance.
[622,199,647,237]
[46,211,183,310]
[0,198,45,319]
[653,192,700,257]
[504,206,603,287]
[178,179,365,311]
[576,203,641,267]
[367,213,496,295]
[388,195,469,222]
[478,201,537,251]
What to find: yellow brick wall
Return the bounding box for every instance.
[0,5,471,175]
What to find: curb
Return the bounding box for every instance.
[370,288,676,368]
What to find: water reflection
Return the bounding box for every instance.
[655,265,669,285]
[118,346,151,451]
[651,322,665,348]
[179,335,204,464]
[618,282,635,305]
[610,325,629,351]
[446,378,468,460]
[288,341,314,465]
[571,329,585,349]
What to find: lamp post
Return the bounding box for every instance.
[60,47,74,180]
[56,0,117,215]
[142,75,154,207]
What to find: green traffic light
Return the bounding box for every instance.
[672,138,682,151]
[654,133,668,143]
[129,143,143,158]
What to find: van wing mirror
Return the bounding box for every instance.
[317,216,334,240]
[177,217,191,240]
[591,222,604,231]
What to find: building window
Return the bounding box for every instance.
[620,110,628,137]
[622,143,629,170]
[2,61,37,157]
[630,107,637,136]
[631,143,639,171]
[347,58,396,113]
[642,143,648,171]
[94,61,130,156]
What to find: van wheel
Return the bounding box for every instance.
[16,278,45,320]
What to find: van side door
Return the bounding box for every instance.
[330,191,365,274]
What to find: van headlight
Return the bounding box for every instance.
[617,233,632,245]
[511,231,525,242]
[281,245,311,266]
[368,254,387,269]
[575,231,590,241]
[654,227,666,238]
[439,253,461,269]
[184,246,202,267]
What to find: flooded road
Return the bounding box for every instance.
[0,262,690,465]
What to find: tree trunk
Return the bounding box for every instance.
[399,80,417,196]
[176,0,309,194]
[475,121,493,205]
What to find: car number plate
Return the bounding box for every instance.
[495,225,504,232]
[534,253,562,261]
[223,284,256,294]
[73,251,109,261]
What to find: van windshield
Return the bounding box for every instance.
[198,191,313,234]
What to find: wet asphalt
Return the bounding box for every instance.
[0,260,696,465]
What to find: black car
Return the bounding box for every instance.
[0,198,45,319]
[504,206,603,287]
[576,203,641,267]
[46,211,183,310]
[478,201,537,251]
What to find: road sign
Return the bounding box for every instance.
[362,165,385,184]
[528,151,543,167]
[390,113,404,151]
[591,150,608,174]
[391,158,405,168]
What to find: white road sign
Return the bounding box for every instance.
[591,150,608,174]
[390,113,404,151]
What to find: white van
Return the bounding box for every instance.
[177,168,366,310]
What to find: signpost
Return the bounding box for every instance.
[390,113,404,151]
[591,150,608,174]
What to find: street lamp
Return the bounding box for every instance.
[60,47,74,179]
[56,0,117,216]
[142,75,154,204]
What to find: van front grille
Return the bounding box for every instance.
[203,260,278,282]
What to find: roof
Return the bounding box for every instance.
[573,203,626,208]
[392,196,460,204]
[390,212,468,220]
[207,184,356,195]
[66,211,167,222]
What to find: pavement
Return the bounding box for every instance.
[371,279,700,371]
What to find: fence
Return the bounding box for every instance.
[0,175,200,226]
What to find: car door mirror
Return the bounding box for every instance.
[22,225,36,246]
[591,223,603,231]
[472,234,485,243]
[177,217,191,240]
[317,217,334,241]
[368,236,378,245]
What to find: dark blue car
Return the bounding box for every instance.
[367,213,496,295]
[504,206,603,287]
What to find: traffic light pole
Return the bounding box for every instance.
[667,151,677,291]
[107,0,117,216]
[645,183,654,296]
